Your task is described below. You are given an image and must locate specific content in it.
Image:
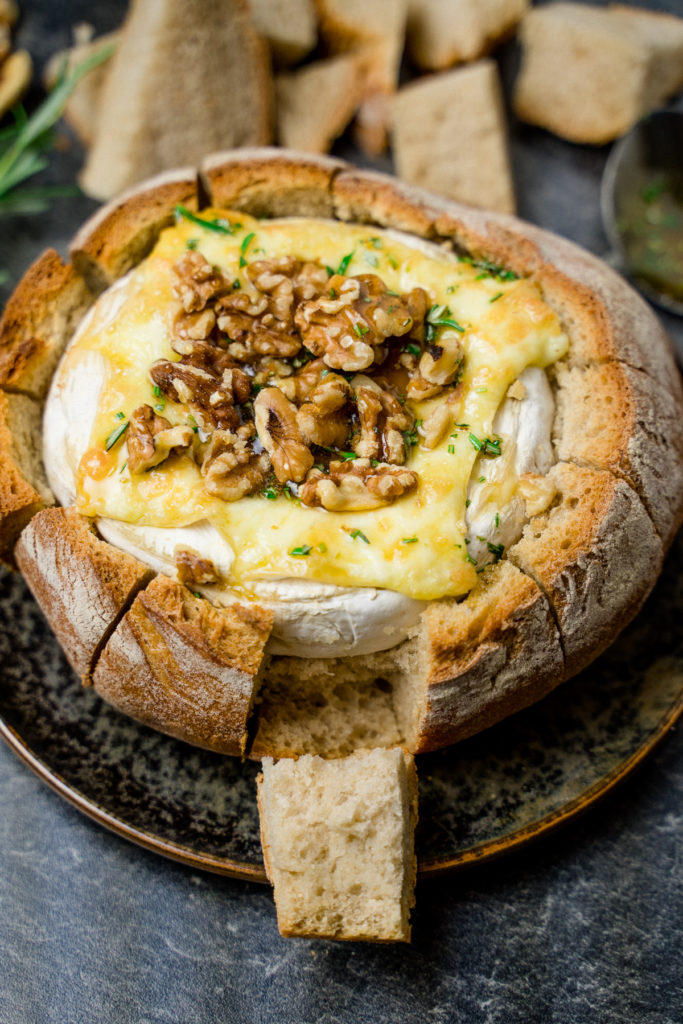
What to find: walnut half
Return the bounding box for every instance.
[127,405,194,473]
[254,387,314,484]
[299,458,418,511]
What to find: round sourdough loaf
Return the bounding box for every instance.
[1,149,682,760]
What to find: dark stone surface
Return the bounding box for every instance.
[1,3,682,1022]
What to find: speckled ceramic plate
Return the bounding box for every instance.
[1,533,681,882]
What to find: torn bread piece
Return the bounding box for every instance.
[79,0,272,201]
[514,2,683,144]
[14,507,153,683]
[407,0,528,70]
[43,28,119,147]
[0,249,94,399]
[0,392,53,565]
[92,575,273,756]
[314,0,408,156]
[275,54,365,154]
[391,60,515,213]
[258,748,418,941]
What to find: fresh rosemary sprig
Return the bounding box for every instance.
[0,42,115,218]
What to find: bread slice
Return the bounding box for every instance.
[0,392,53,565]
[70,168,199,293]
[275,54,364,154]
[43,30,119,147]
[92,575,273,756]
[391,60,516,214]
[14,508,154,682]
[257,748,418,941]
[249,0,317,67]
[314,0,408,156]
[0,249,94,399]
[407,0,528,70]
[0,49,32,118]
[79,0,273,201]
[514,2,683,144]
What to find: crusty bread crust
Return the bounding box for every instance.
[0,391,51,565]
[413,559,563,753]
[92,575,273,756]
[15,507,154,683]
[200,148,346,218]
[70,167,199,292]
[0,248,94,398]
[4,148,682,760]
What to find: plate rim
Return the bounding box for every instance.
[2,685,681,884]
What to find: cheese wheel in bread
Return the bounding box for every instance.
[1,149,681,761]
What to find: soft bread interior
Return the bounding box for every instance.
[258,747,418,941]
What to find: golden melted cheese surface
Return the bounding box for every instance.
[67,211,567,600]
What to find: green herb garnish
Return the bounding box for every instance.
[353,322,369,337]
[447,444,455,454]
[350,529,370,544]
[105,421,129,451]
[175,205,237,235]
[263,487,277,500]
[469,432,501,456]
[337,251,354,275]
[289,544,312,557]
[0,45,115,220]
[425,304,465,341]
[489,292,504,303]
[239,232,255,267]
[401,536,418,544]
[403,343,421,357]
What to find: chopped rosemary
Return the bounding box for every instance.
[186,238,199,250]
[239,232,255,267]
[104,421,129,451]
[119,460,127,474]
[425,304,465,341]
[263,487,277,500]
[325,265,336,277]
[289,544,312,557]
[337,251,354,275]
[494,512,500,528]
[465,552,478,565]
[187,415,199,433]
[489,292,504,303]
[469,433,501,456]
[115,411,125,420]
[487,541,504,560]
[447,444,455,454]
[364,253,379,267]
[317,542,328,554]
[478,476,486,483]
[387,254,398,269]
[350,529,370,544]
[403,343,421,357]
[458,254,518,282]
[152,386,161,397]
[402,536,418,544]
[175,204,237,235]
[233,279,241,290]
[353,322,369,337]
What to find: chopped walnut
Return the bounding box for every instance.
[150,348,251,431]
[175,549,220,587]
[215,290,302,361]
[127,404,194,473]
[200,424,270,501]
[296,374,353,448]
[414,331,463,388]
[507,379,527,401]
[173,251,231,313]
[275,358,328,403]
[171,308,217,354]
[419,403,453,449]
[300,458,418,511]
[352,375,413,465]
[253,387,314,483]
[294,275,425,372]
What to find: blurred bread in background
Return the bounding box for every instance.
[79,0,272,201]
[407,0,528,71]
[392,60,515,214]
[0,0,31,119]
[41,0,683,209]
[44,26,120,147]
[514,2,683,144]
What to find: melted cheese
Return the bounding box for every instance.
[52,212,568,602]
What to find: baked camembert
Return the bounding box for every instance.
[43,207,568,655]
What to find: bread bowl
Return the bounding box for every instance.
[1,149,681,766]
